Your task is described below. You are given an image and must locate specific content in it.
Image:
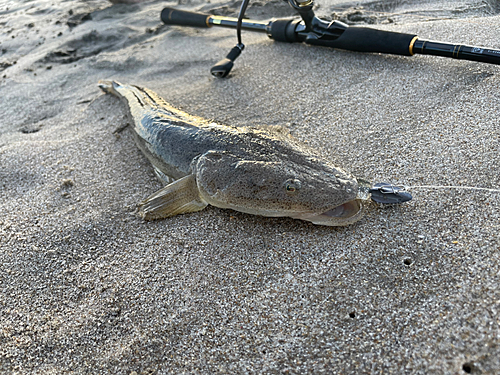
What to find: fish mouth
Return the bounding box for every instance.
[296,199,366,226]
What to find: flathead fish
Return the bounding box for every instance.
[98,80,370,226]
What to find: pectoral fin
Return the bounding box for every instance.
[139,174,207,220]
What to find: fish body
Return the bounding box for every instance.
[98,80,369,226]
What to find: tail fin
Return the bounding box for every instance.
[97,80,149,120]
[97,80,208,126]
[97,80,122,96]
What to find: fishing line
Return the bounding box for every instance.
[406,185,500,194]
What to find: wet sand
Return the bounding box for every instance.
[1,0,499,373]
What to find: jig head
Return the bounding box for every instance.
[369,183,413,204]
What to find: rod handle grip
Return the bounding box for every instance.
[321,27,417,56]
[161,7,210,28]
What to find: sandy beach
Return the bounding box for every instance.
[1,0,499,373]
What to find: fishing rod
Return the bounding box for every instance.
[161,0,500,78]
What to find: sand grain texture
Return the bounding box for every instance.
[1,0,499,374]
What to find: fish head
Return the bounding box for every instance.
[194,151,369,226]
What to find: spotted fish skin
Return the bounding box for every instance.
[98,80,368,226]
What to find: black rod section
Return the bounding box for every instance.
[412,39,500,65]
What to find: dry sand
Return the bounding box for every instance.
[1,0,499,373]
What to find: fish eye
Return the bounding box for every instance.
[284,179,301,196]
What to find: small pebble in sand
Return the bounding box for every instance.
[108,0,149,4]
[61,179,74,188]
